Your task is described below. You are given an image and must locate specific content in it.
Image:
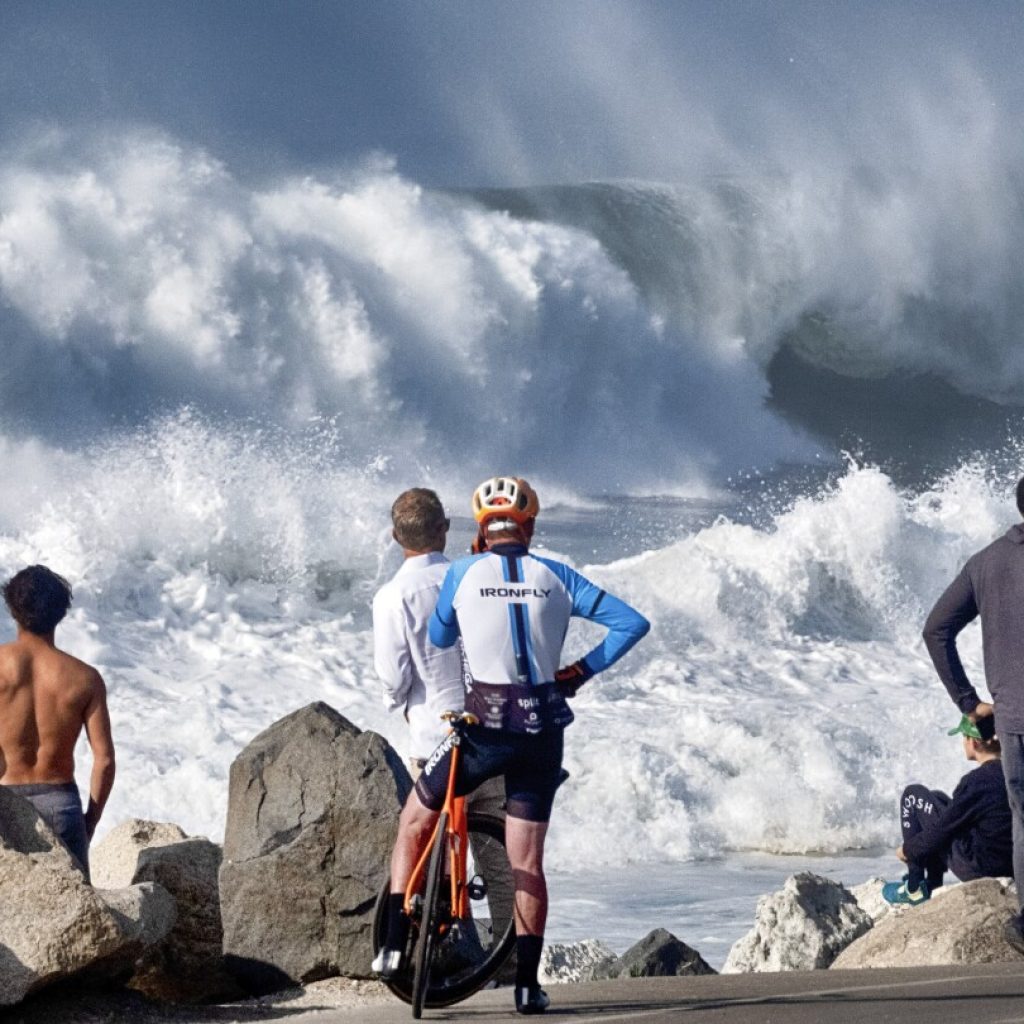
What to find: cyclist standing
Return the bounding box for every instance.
[375,476,650,1015]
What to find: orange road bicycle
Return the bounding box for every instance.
[371,711,517,1018]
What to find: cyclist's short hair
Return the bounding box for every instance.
[391,488,448,551]
[3,565,73,635]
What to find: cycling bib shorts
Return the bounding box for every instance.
[414,724,564,823]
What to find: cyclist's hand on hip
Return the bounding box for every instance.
[971,701,994,721]
[556,660,593,697]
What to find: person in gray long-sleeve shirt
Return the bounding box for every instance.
[922,475,1024,951]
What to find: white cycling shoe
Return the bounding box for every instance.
[371,947,404,979]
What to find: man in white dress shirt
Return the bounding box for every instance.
[373,488,465,777]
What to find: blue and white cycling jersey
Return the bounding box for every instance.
[428,543,649,689]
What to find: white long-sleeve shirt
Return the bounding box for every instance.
[372,551,465,760]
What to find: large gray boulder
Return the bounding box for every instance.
[833,877,1024,969]
[96,885,180,959]
[129,837,240,1002]
[91,819,189,889]
[723,873,872,973]
[219,702,411,993]
[0,787,176,1007]
[92,820,237,1002]
[594,929,716,979]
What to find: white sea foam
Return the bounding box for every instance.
[0,418,1007,871]
[0,127,1020,873]
[545,460,1007,865]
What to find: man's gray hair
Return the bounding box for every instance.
[391,488,448,551]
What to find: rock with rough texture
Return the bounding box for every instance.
[540,940,617,984]
[92,820,238,1003]
[849,877,893,923]
[833,877,1024,969]
[90,885,179,963]
[129,837,241,1002]
[0,787,176,1007]
[219,702,411,993]
[90,819,189,889]
[723,873,872,973]
[595,929,716,979]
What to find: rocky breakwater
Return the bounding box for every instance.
[594,929,717,979]
[723,872,872,973]
[834,877,1023,969]
[722,871,1024,975]
[219,701,411,994]
[541,929,716,985]
[0,788,176,1007]
[91,818,240,1002]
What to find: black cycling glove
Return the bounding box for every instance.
[555,659,594,697]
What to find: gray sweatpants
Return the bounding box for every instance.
[7,782,90,881]
[999,733,1024,911]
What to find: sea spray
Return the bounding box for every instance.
[0,129,1021,864]
[0,430,1008,864]
[0,131,813,489]
[546,459,1006,865]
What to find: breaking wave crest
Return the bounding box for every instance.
[1,127,1022,863]
[553,457,1015,863]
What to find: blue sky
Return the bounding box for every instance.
[3,1,1023,186]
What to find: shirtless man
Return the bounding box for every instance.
[0,565,115,879]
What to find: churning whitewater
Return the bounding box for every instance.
[0,129,1021,874]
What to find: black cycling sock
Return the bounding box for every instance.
[906,862,925,892]
[385,893,410,951]
[515,934,544,990]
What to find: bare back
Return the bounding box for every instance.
[0,633,106,785]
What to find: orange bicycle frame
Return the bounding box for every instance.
[403,713,476,922]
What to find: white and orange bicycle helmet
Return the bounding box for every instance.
[471,476,540,531]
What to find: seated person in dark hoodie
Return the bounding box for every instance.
[883,713,1012,905]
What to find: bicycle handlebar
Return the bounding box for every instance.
[439,710,480,726]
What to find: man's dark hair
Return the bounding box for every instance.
[391,488,448,551]
[977,735,1002,756]
[3,565,73,635]
[1017,475,1024,518]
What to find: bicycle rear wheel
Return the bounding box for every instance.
[411,810,448,1019]
[372,813,517,1009]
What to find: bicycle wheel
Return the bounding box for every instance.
[372,813,517,1009]
[411,810,448,1019]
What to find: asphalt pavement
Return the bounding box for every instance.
[281,964,1024,1024]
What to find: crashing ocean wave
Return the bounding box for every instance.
[0,128,1021,863]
